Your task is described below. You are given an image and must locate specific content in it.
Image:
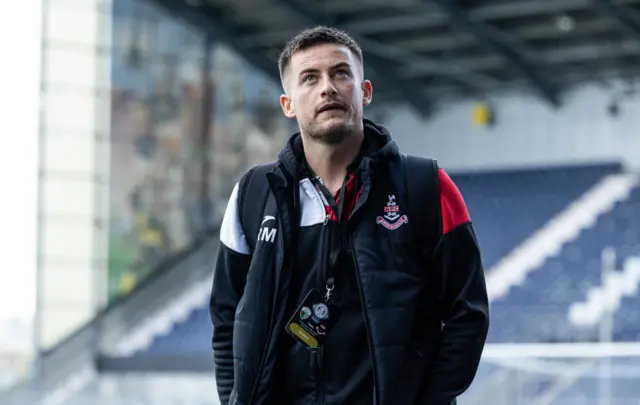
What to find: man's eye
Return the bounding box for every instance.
[336,70,349,76]
[304,75,315,82]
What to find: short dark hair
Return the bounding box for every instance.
[278,26,363,85]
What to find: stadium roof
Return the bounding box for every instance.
[154,0,640,117]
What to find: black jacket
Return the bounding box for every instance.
[210,119,490,405]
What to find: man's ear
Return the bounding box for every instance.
[361,80,373,107]
[280,93,296,118]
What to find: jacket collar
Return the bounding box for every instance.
[276,118,399,180]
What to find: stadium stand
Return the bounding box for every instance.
[616,294,640,341]
[490,177,640,343]
[125,163,633,358]
[453,163,623,269]
[145,307,211,356]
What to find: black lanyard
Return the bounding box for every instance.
[312,177,348,224]
[309,175,352,300]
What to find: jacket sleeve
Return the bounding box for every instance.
[422,169,490,405]
[210,182,252,405]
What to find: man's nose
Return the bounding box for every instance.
[320,77,338,97]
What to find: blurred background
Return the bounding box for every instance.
[1,0,640,404]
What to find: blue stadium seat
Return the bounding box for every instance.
[145,307,212,355]
[454,163,621,269]
[489,183,640,343]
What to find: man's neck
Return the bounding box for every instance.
[303,132,364,195]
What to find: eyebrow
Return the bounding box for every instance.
[298,62,352,78]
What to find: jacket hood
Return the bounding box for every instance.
[277,118,399,179]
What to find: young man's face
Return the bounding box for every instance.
[280,43,373,145]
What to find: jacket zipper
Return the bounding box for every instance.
[317,350,325,405]
[317,213,330,405]
[350,236,379,405]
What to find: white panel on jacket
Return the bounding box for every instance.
[219,183,251,255]
[299,178,329,227]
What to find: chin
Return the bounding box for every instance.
[322,118,349,131]
[310,121,354,145]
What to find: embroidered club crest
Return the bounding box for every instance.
[376,194,408,230]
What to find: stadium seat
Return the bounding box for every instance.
[489,183,640,343]
[454,163,622,269]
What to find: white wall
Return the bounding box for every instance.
[384,83,640,173]
[0,0,42,373]
[38,0,111,350]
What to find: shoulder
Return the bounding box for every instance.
[437,168,471,234]
[236,162,278,200]
[221,163,276,246]
[228,163,277,216]
[239,162,278,184]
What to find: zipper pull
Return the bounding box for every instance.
[323,213,330,225]
[325,277,335,301]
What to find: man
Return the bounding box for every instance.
[210,26,489,405]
